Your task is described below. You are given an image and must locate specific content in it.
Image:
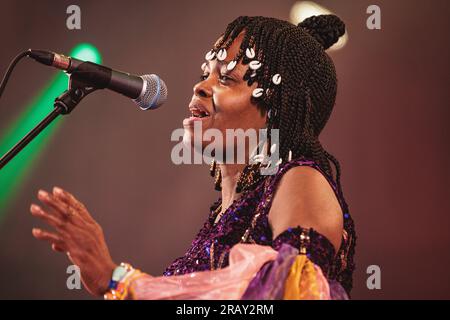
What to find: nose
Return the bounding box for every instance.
[193,80,212,98]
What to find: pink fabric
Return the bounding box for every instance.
[313,264,331,300]
[128,244,278,300]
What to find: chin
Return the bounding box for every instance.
[182,129,207,155]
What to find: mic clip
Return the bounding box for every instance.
[54,75,98,114]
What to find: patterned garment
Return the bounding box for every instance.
[163,157,356,296]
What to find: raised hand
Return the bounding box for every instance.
[30,186,117,296]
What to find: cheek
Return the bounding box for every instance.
[213,84,261,129]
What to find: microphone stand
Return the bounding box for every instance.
[0,75,97,170]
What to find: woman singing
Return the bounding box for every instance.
[30,15,356,300]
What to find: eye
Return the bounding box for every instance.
[219,74,233,84]
[200,73,209,81]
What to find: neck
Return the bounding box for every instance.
[218,163,246,213]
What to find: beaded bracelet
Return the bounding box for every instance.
[104,262,142,300]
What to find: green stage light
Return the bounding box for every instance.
[0,44,102,221]
[70,43,102,65]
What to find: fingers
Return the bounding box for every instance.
[53,186,82,210]
[52,186,93,221]
[37,189,71,219]
[31,187,98,257]
[52,243,66,253]
[31,187,97,259]
[32,228,68,253]
[30,204,63,229]
[32,228,61,244]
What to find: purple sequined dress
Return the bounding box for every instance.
[163,157,356,296]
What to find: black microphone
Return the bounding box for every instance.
[28,49,167,110]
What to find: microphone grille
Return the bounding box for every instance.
[133,74,168,110]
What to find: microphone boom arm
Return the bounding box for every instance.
[0,75,97,170]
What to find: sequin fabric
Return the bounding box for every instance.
[163,157,356,295]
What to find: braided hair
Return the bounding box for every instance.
[209,15,347,203]
[207,16,356,294]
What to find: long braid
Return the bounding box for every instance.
[210,15,345,194]
[206,14,355,293]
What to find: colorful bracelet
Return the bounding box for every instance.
[104,262,142,300]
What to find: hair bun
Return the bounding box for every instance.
[298,14,345,50]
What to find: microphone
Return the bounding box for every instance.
[28,49,167,110]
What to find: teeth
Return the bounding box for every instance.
[190,108,209,118]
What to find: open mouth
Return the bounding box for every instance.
[189,105,210,119]
[191,110,209,118]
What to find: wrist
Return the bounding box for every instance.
[98,262,118,296]
[103,262,142,300]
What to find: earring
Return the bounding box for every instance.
[210,159,222,191]
[209,159,216,177]
[235,163,264,193]
[214,166,222,191]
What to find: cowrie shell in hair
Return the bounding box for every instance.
[250,71,257,78]
[226,60,237,71]
[201,62,207,71]
[270,143,277,154]
[249,60,262,70]
[272,74,281,85]
[205,50,216,61]
[288,150,292,161]
[252,154,266,163]
[245,48,255,59]
[267,109,271,118]
[217,48,227,61]
[252,88,264,98]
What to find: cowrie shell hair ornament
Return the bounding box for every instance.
[288,150,293,161]
[249,142,269,165]
[217,48,227,61]
[272,74,281,85]
[226,60,237,71]
[270,143,277,154]
[251,154,266,164]
[201,62,207,71]
[267,109,276,119]
[205,50,216,61]
[245,48,255,59]
[250,71,257,78]
[252,88,264,98]
[249,60,262,70]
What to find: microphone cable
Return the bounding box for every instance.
[0,49,31,100]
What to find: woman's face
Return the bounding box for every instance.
[183,32,267,162]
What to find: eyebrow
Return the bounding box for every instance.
[204,60,226,69]
[205,60,242,75]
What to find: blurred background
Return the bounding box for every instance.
[0,0,449,299]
